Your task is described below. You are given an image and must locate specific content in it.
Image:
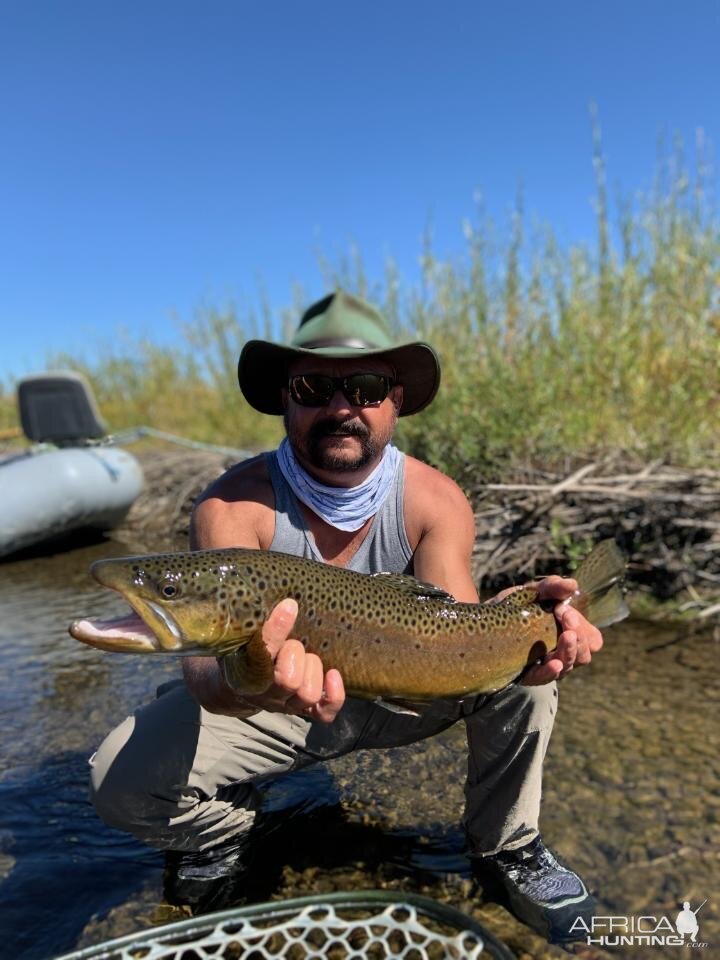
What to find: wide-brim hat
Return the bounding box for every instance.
[238,290,440,416]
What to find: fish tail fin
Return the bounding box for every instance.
[573,539,629,628]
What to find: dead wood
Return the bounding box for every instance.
[468,457,720,616]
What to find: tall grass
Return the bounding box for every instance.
[3,140,718,483]
[397,170,719,480]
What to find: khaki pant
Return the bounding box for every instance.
[89,679,558,857]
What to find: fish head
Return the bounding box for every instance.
[69,551,266,655]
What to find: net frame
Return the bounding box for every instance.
[55,891,514,960]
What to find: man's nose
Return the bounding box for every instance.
[324,388,354,414]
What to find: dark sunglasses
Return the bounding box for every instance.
[288,373,395,408]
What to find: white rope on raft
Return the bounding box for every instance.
[104,425,254,460]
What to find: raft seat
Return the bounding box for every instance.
[17,371,107,446]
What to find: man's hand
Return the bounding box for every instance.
[238,598,346,723]
[182,599,345,723]
[520,575,604,685]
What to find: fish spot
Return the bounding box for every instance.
[459,652,465,658]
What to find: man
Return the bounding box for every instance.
[90,290,602,943]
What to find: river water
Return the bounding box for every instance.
[1,538,718,959]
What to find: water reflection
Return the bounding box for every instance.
[0,753,161,959]
[0,540,178,769]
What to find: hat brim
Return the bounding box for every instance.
[238,340,440,416]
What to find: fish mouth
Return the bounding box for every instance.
[69,562,186,653]
[69,609,163,653]
[69,598,184,653]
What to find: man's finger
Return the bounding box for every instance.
[262,598,299,658]
[313,669,345,723]
[521,658,563,686]
[285,653,325,711]
[272,638,306,694]
[555,630,578,672]
[536,575,578,603]
[560,606,604,654]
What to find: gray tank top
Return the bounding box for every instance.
[266,450,414,574]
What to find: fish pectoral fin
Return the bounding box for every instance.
[370,572,456,602]
[219,633,274,695]
[374,697,423,717]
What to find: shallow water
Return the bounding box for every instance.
[0,540,718,959]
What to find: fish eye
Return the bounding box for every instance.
[159,579,181,599]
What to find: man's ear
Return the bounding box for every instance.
[391,384,403,414]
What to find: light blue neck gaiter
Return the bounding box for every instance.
[276,436,400,532]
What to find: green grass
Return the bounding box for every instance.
[3,141,718,483]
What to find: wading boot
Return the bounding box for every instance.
[471,836,595,944]
[164,834,251,912]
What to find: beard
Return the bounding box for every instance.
[284,413,396,473]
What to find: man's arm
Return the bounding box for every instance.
[408,465,480,602]
[407,459,603,682]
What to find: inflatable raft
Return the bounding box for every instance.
[0,372,143,558]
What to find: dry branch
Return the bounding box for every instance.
[468,457,720,615]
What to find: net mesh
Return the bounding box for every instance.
[57,892,513,960]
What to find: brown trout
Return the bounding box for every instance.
[69,540,627,702]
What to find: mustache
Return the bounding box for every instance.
[309,418,370,441]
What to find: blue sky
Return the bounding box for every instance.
[1,0,718,380]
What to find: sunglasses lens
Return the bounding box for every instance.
[289,373,392,406]
[289,375,334,406]
[345,374,390,405]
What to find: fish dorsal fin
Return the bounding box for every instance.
[370,571,456,602]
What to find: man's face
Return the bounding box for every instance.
[284,356,403,474]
